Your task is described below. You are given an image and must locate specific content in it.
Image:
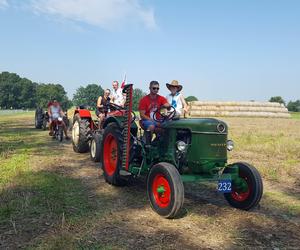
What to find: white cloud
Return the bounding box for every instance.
[0,0,8,9]
[29,0,156,30]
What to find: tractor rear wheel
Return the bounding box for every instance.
[72,114,91,153]
[90,132,103,162]
[35,108,43,129]
[101,123,126,186]
[147,162,184,219]
[42,117,47,130]
[223,162,263,210]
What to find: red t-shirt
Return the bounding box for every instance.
[138,94,168,119]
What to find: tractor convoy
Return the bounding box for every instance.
[70,84,263,218]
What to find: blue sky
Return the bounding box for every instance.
[0,0,299,102]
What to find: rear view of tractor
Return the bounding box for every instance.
[86,84,264,218]
[35,107,49,130]
[71,102,129,162]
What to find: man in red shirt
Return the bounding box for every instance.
[138,81,170,135]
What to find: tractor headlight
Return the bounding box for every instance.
[227,140,234,151]
[176,141,187,152]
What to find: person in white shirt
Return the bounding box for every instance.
[111,81,125,107]
[166,80,188,118]
[47,99,69,139]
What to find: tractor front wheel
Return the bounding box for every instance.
[223,162,263,210]
[147,162,184,218]
[90,132,102,162]
[101,123,126,186]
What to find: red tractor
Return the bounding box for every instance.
[71,101,135,162]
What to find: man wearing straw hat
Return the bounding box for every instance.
[166,80,188,117]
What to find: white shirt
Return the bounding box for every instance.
[166,92,183,115]
[112,88,124,106]
[50,105,61,119]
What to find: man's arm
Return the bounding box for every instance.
[163,102,171,108]
[161,96,171,109]
[48,106,51,117]
[139,110,150,120]
[60,107,65,117]
[180,95,188,112]
[97,96,103,108]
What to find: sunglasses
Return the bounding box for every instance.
[152,87,159,90]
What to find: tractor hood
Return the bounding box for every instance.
[163,118,228,134]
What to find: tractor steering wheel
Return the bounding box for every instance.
[107,103,136,123]
[153,106,176,122]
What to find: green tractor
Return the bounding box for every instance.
[99,84,263,218]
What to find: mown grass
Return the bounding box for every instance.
[290,112,300,119]
[1,113,300,249]
[0,113,96,249]
[224,117,300,183]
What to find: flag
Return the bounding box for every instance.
[121,73,127,88]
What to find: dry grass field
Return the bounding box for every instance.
[0,112,299,249]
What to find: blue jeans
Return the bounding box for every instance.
[141,119,159,130]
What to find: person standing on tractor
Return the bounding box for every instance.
[48,100,70,139]
[111,81,125,107]
[166,80,188,118]
[138,81,170,143]
[96,89,111,129]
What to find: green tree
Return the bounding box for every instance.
[269,96,285,106]
[73,84,104,109]
[185,96,198,102]
[36,83,71,110]
[0,71,37,109]
[132,88,147,111]
[287,100,300,112]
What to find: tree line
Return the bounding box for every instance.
[269,96,300,112]
[0,72,71,110]
[4,71,297,112]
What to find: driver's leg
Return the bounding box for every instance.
[141,120,156,145]
[62,121,70,139]
[49,118,54,136]
[99,113,105,129]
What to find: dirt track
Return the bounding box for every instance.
[1,116,300,249]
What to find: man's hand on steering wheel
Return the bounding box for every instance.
[153,105,176,122]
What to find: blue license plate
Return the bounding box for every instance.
[217,179,232,193]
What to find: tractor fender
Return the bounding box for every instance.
[73,109,92,119]
[103,116,123,129]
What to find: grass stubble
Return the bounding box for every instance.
[0,112,299,249]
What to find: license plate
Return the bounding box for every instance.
[217,179,232,193]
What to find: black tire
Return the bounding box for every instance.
[58,126,63,142]
[35,108,43,129]
[72,114,91,153]
[42,117,47,130]
[223,162,263,210]
[147,162,184,219]
[101,123,126,186]
[90,132,103,162]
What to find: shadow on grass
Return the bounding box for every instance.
[0,168,117,249]
[184,182,300,248]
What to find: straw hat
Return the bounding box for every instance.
[166,80,183,92]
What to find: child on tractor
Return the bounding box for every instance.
[165,80,188,118]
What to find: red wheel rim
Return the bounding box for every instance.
[152,174,171,208]
[103,134,118,176]
[231,175,251,202]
